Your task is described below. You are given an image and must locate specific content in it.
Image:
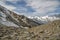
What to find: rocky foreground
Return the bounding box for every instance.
[0,20,60,40]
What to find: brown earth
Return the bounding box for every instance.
[0,20,60,40]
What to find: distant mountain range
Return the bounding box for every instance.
[0,5,41,28]
[28,15,60,24]
[0,4,60,28]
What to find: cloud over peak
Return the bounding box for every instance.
[0,0,60,16]
[26,0,60,15]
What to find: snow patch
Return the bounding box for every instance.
[28,16,60,23]
[0,20,19,27]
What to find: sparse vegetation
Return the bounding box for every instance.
[0,20,60,40]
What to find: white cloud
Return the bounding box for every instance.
[0,1,16,11]
[6,0,19,3]
[0,0,60,16]
[26,0,60,15]
[4,5,16,10]
[0,0,6,2]
[0,0,19,3]
[6,0,17,1]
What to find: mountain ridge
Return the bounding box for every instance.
[28,15,60,24]
[0,5,41,28]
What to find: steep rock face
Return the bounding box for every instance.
[0,5,40,28]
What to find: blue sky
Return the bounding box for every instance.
[0,0,60,17]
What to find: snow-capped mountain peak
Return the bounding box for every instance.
[28,15,60,24]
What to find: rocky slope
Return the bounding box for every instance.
[28,20,60,40]
[0,5,41,28]
[0,20,60,40]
